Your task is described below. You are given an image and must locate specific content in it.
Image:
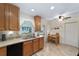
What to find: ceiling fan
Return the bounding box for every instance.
[58,16,71,21]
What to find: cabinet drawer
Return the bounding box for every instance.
[23,40,32,46]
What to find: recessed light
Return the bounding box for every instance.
[31,9,35,11]
[50,6,55,10]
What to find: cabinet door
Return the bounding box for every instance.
[23,41,33,56]
[36,19,41,31]
[4,4,19,31]
[4,4,10,30]
[39,37,44,49]
[0,4,5,31]
[34,16,41,32]
[5,4,19,31]
[9,4,19,31]
[0,47,6,56]
[33,39,39,53]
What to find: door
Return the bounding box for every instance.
[64,22,78,47]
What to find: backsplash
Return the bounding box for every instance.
[0,31,19,41]
[6,31,19,39]
[0,32,3,41]
[0,31,44,41]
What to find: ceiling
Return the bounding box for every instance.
[13,3,79,20]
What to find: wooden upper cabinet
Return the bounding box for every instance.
[4,4,10,30]
[5,3,19,31]
[0,3,19,31]
[9,4,19,31]
[34,16,41,32]
[0,4,5,31]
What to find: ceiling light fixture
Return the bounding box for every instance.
[31,9,35,11]
[59,16,64,21]
[50,6,55,10]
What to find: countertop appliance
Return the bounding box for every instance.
[0,33,6,41]
[2,34,6,41]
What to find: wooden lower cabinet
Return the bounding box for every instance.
[33,39,39,53]
[39,37,44,49]
[0,47,6,56]
[23,37,44,55]
[0,37,44,56]
[23,40,33,56]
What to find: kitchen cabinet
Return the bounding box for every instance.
[0,3,19,31]
[0,4,5,31]
[23,40,33,56]
[7,4,19,31]
[33,38,39,53]
[0,47,6,56]
[23,37,44,55]
[34,15,41,32]
[39,37,44,49]
[0,37,44,56]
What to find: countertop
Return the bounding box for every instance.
[0,36,43,48]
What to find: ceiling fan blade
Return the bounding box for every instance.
[64,17,71,20]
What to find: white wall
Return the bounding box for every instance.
[41,19,49,42]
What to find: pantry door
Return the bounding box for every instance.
[64,22,78,47]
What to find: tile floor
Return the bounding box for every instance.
[33,42,78,56]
